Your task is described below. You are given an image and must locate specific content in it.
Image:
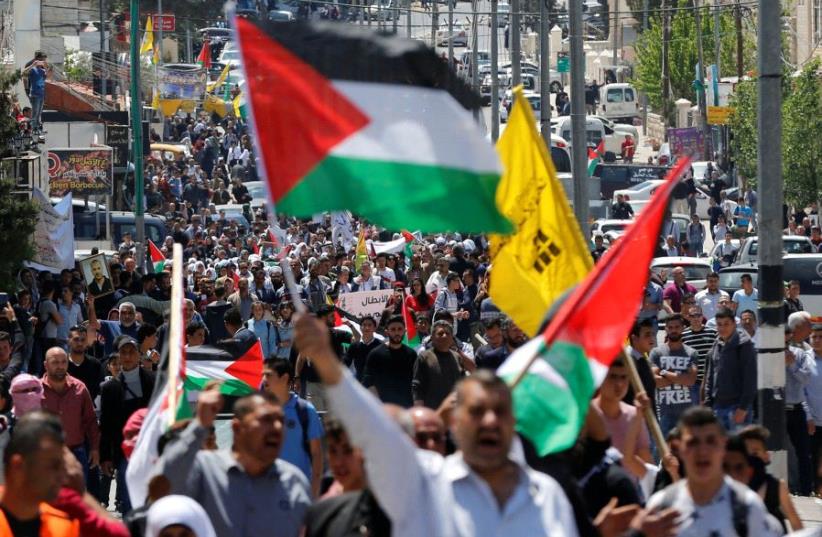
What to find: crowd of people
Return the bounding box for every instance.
[3,67,822,536]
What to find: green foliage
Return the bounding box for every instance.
[0,179,38,293]
[0,69,40,292]
[64,49,92,83]
[626,0,662,30]
[727,59,822,207]
[632,0,756,115]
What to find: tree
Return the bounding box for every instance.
[626,0,662,29]
[727,59,822,208]
[632,0,756,113]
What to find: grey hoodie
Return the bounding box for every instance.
[705,328,758,409]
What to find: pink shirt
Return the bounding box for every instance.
[592,400,650,455]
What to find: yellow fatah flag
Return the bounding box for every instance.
[354,228,368,272]
[489,87,593,336]
[152,44,160,65]
[207,63,231,93]
[151,87,160,109]
[140,16,154,55]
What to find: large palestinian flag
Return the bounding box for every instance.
[234,19,511,234]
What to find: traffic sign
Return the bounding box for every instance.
[557,53,569,73]
[152,14,175,32]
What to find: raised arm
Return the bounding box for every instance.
[294,314,427,528]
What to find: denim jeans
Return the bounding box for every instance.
[29,93,44,132]
[70,444,89,485]
[713,404,754,432]
[116,457,131,514]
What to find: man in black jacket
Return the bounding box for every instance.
[99,335,155,514]
[704,307,757,432]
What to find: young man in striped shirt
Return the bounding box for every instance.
[681,304,717,404]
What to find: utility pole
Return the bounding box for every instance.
[612,0,618,79]
[448,0,454,69]
[491,0,499,141]
[129,0,145,270]
[407,0,412,37]
[431,0,438,48]
[735,0,743,77]
[186,23,193,63]
[100,0,107,100]
[539,0,550,145]
[693,0,710,160]
[642,0,649,135]
[157,0,163,61]
[471,0,478,94]
[510,0,520,85]
[569,0,588,235]
[713,0,721,76]
[756,0,786,483]
[662,0,670,135]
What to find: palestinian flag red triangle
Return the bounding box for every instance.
[235,18,370,201]
[225,340,265,388]
[234,19,511,234]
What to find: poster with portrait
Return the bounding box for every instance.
[79,253,114,298]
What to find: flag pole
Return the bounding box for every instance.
[166,242,184,427]
[620,347,669,459]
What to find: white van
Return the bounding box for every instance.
[598,83,640,123]
[554,116,622,157]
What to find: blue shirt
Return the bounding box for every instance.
[279,393,323,480]
[246,318,277,359]
[98,320,139,356]
[803,352,822,424]
[28,66,46,97]
[786,347,813,405]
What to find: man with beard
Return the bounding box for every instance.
[293,314,579,536]
[475,316,526,370]
[648,314,698,437]
[156,386,311,537]
[362,315,418,408]
[41,347,99,483]
[66,326,104,401]
[413,321,476,409]
[87,298,140,357]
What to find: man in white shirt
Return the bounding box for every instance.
[293,314,579,537]
[641,406,782,537]
[695,272,729,321]
[732,273,758,316]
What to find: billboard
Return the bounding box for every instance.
[158,66,207,100]
[47,148,113,196]
[666,127,708,158]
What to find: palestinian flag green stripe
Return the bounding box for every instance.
[281,156,506,233]
[184,375,257,397]
[498,338,597,455]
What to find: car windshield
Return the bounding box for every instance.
[627,181,655,191]
[601,223,628,233]
[719,271,758,291]
[748,239,812,256]
[220,50,240,60]
[783,258,822,295]
[655,264,710,281]
[550,147,571,173]
[625,89,635,102]
[246,184,265,198]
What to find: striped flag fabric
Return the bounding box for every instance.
[196,39,211,69]
[148,239,166,272]
[148,240,166,273]
[498,159,691,456]
[139,16,153,56]
[234,19,511,234]
[184,341,264,396]
[587,140,604,177]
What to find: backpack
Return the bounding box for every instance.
[657,480,749,537]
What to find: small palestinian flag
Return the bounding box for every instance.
[587,140,604,177]
[184,341,264,396]
[148,240,166,273]
[197,39,211,70]
[234,19,511,234]
[402,295,419,346]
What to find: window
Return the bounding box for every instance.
[625,88,635,102]
[550,147,571,173]
[816,0,822,43]
[607,89,624,103]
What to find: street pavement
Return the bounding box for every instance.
[795,496,822,529]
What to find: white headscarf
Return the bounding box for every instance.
[145,495,216,537]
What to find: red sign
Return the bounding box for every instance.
[152,14,175,32]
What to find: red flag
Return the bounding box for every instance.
[197,39,211,69]
[267,228,280,247]
[540,158,691,368]
[252,240,260,255]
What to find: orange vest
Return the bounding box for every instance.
[0,503,79,537]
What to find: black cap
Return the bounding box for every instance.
[117,336,139,351]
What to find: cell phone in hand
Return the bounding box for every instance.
[0,293,8,308]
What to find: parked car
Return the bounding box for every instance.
[783,254,822,314]
[74,211,168,250]
[734,235,814,265]
[597,83,640,123]
[590,219,631,238]
[651,256,713,290]
[718,264,758,296]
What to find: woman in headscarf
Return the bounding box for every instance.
[145,495,216,537]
